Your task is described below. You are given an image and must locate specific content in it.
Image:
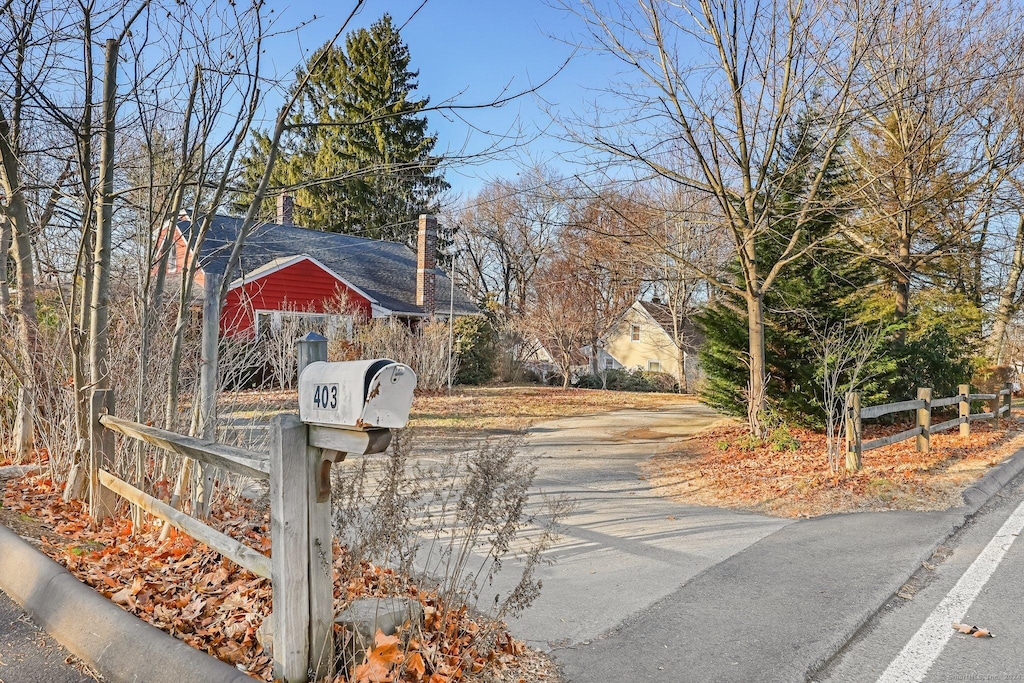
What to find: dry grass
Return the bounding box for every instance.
[216,385,693,439]
[642,415,1024,518]
[409,385,696,436]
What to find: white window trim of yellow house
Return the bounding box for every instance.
[630,324,641,342]
[647,359,662,372]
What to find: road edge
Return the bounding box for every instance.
[0,523,255,683]
[806,445,1024,680]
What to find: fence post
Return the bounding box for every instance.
[297,331,333,679]
[959,384,970,438]
[1005,382,1013,419]
[297,332,328,378]
[196,272,223,519]
[89,389,116,523]
[845,392,862,472]
[990,388,1000,428]
[916,388,932,453]
[270,414,311,683]
[306,441,334,679]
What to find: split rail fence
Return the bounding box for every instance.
[844,383,1014,471]
[87,385,335,680]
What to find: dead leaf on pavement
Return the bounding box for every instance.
[952,622,995,637]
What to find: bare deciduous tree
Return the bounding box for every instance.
[844,0,1024,335]
[564,0,876,435]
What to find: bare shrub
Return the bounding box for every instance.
[815,322,885,472]
[353,318,455,391]
[331,428,566,627]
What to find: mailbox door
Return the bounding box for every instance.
[361,363,417,428]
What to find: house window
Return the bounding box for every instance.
[630,324,641,342]
[647,360,662,372]
[256,310,353,339]
[605,358,614,370]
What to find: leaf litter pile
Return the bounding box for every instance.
[1,474,556,682]
[641,415,1024,517]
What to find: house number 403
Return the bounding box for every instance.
[312,383,339,410]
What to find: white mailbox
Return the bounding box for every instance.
[298,359,416,430]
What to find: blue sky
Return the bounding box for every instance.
[268,0,620,198]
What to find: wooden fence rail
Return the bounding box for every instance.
[845,382,1013,470]
[89,388,330,682]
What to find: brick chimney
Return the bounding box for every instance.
[416,214,437,316]
[276,194,294,225]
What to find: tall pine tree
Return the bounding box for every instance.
[697,116,879,427]
[237,15,448,242]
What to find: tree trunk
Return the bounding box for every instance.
[746,289,767,438]
[0,214,10,314]
[8,193,37,460]
[894,214,912,343]
[71,9,97,461]
[989,214,1024,364]
[88,39,118,391]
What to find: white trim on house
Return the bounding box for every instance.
[254,309,354,338]
[370,303,394,318]
[226,254,379,305]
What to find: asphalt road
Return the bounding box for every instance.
[0,589,97,683]
[815,472,1024,683]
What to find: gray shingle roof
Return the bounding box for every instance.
[638,300,703,350]
[181,214,479,316]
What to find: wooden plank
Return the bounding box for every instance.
[999,404,1010,415]
[931,395,963,408]
[308,425,392,455]
[968,412,995,421]
[916,388,932,453]
[100,415,269,480]
[861,399,926,420]
[959,384,970,438]
[270,414,310,683]
[99,469,271,579]
[307,442,334,680]
[300,336,337,679]
[197,272,222,518]
[969,393,997,401]
[845,392,862,472]
[89,390,117,523]
[862,426,922,452]
[930,417,965,434]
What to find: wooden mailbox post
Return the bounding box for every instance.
[270,336,416,682]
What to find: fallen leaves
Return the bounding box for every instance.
[952,622,995,637]
[3,473,545,683]
[642,416,1024,518]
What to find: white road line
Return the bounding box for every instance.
[877,497,1024,683]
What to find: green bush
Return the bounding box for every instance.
[574,368,678,393]
[453,315,496,385]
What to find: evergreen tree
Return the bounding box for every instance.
[237,15,448,242]
[697,116,879,426]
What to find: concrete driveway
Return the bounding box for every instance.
[503,403,792,649]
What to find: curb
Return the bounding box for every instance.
[809,445,1024,680]
[0,524,255,683]
[960,445,1024,513]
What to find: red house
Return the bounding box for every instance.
[164,208,477,337]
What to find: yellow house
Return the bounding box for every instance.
[601,300,701,392]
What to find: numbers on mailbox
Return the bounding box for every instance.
[312,383,339,410]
